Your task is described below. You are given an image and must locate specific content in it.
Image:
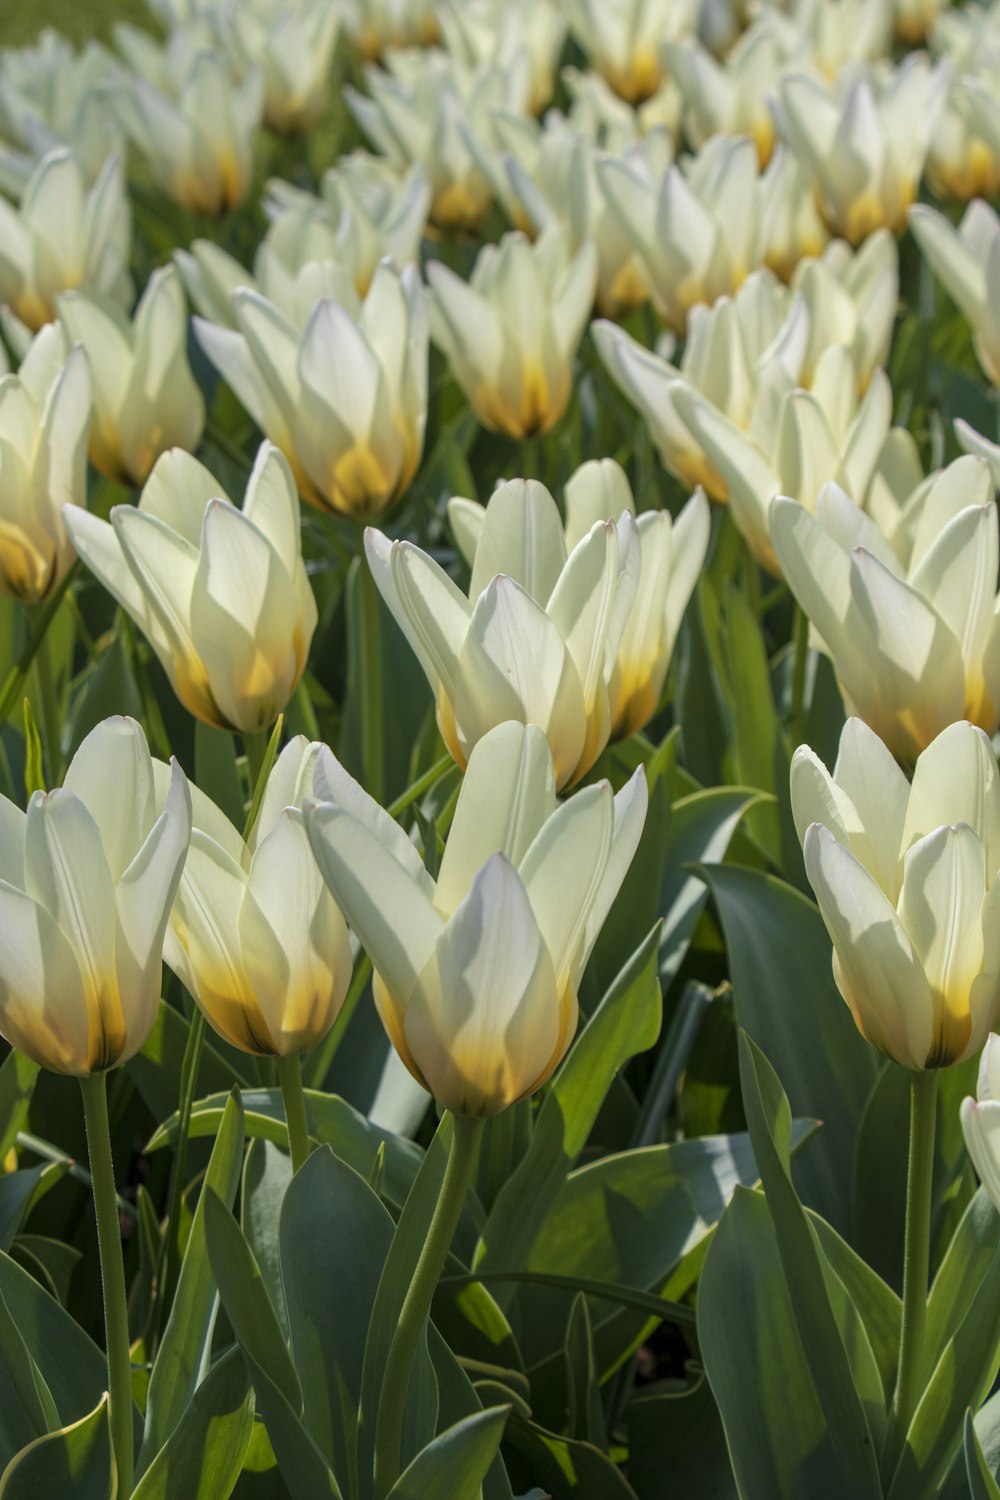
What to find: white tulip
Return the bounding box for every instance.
[909,199,1000,388]
[960,1036,1000,1209]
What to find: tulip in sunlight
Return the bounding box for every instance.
[162,738,352,1057]
[304,722,647,1116]
[961,1037,1000,1211]
[366,475,640,789]
[909,199,1000,390]
[792,717,1000,1070]
[63,442,316,734]
[0,717,191,1075]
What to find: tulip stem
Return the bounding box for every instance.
[30,609,62,785]
[887,1069,937,1476]
[277,1054,311,1174]
[789,603,810,746]
[373,1113,484,1500]
[357,532,385,805]
[79,1071,134,1497]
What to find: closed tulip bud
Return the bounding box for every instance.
[0,324,91,602]
[177,224,358,331]
[304,722,647,1116]
[162,738,352,1057]
[0,149,131,333]
[793,717,1000,1070]
[598,134,767,333]
[771,458,1000,764]
[195,260,427,520]
[264,157,431,299]
[367,475,641,788]
[792,230,898,391]
[119,34,262,215]
[960,1037,1000,1209]
[63,442,317,733]
[924,72,1000,202]
[223,4,339,136]
[666,21,790,165]
[428,227,597,439]
[757,146,831,283]
[593,269,809,502]
[794,0,893,78]
[568,0,699,103]
[672,344,894,574]
[58,265,205,487]
[774,59,946,244]
[909,200,1000,389]
[0,717,191,1075]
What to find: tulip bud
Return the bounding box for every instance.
[0,32,125,196]
[162,738,352,1057]
[63,442,317,734]
[0,150,131,333]
[924,73,1000,202]
[340,0,440,60]
[792,717,1000,1070]
[757,146,830,283]
[960,1037,1000,1209]
[792,230,898,392]
[195,260,427,520]
[428,227,597,439]
[58,265,205,488]
[771,458,1000,764]
[176,225,358,331]
[436,0,566,116]
[222,4,339,136]
[567,0,698,104]
[0,717,191,1075]
[909,200,1000,389]
[304,722,647,1116]
[0,324,91,602]
[666,22,789,166]
[367,475,641,789]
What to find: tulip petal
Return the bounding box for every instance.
[829,718,909,893]
[62,716,155,881]
[901,722,1000,869]
[961,1098,1000,1211]
[577,767,648,985]
[909,501,999,671]
[468,478,567,607]
[377,532,471,702]
[23,789,116,1008]
[241,443,302,578]
[0,883,90,1075]
[0,796,24,888]
[312,744,434,895]
[519,781,613,991]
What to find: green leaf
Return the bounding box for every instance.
[21,699,42,797]
[0,1249,106,1434]
[0,1285,58,1461]
[140,1090,245,1471]
[966,1412,1000,1500]
[658,788,760,985]
[502,1407,638,1499]
[479,925,661,1279]
[0,1165,60,1253]
[203,1190,341,1500]
[132,1349,255,1500]
[626,1367,735,1500]
[737,1034,884,1492]
[0,1052,38,1160]
[564,1295,605,1446]
[724,584,790,870]
[926,1190,1000,1383]
[0,1395,113,1499]
[699,864,880,1234]
[385,1407,510,1500]
[241,1140,292,1339]
[426,1326,513,1500]
[195,723,244,829]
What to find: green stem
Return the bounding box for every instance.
[155,1008,206,1347]
[0,565,76,730]
[887,1070,937,1473]
[789,603,810,746]
[29,606,63,785]
[520,434,541,482]
[243,729,270,797]
[357,529,385,805]
[79,1072,134,1496]
[277,1053,311,1174]
[373,1114,483,1499]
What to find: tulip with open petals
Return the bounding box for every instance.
[0,717,191,1075]
[304,722,647,1116]
[58,265,204,488]
[366,477,640,788]
[427,227,597,439]
[770,458,1000,764]
[792,717,1000,1070]
[161,738,351,1057]
[0,324,91,602]
[64,442,316,734]
[568,0,698,103]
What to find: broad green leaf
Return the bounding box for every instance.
[966,1412,1000,1500]
[626,1367,736,1500]
[140,1090,245,1471]
[0,1165,62,1253]
[0,1285,58,1462]
[0,1395,113,1499]
[502,1407,638,1499]
[0,1053,39,1159]
[427,1326,513,1500]
[195,723,243,829]
[926,1190,1000,1383]
[132,1349,255,1500]
[658,788,760,985]
[386,1407,510,1500]
[564,1295,604,1446]
[700,863,880,1234]
[808,1214,900,1405]
[241,1140,292,1339]
[479,926,661,1279]
[725,583,791,871]
[0,1249,106,1430]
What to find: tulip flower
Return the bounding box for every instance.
[598,134,767,332]
[770,458,1000,764]
[117,30,262,215]
[0,149,131,333]
[427,227,597,439]
[671,344,893,574]
[195,260,427,519]
[223,3,339,136]
[340,0,439,59]
[0,31,124,194]
[0,324,91,602]
[593,269,809,502]
[176,221,358,331]
[792,717,1000,1070]
[791,230,898,391]
[58,264,205,488]
[567,0,698,104]
[757,145,830,283]
[925,73,1000,202]
[665,21,790,165]
[773,58,946,244]
[436,0,566,116]
[161,737,351,1058]
[304,721,647,1116]
[895,0,950,42]
[909,200,1000,389]
[366,477,640,788]
[954,421,1000,486]
[63,442,316,733]
[960,1037,1000,1210]
[793,0,893,78]
[0,716,191,1075]
[451,460,709,739]
[264,157,431,298]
